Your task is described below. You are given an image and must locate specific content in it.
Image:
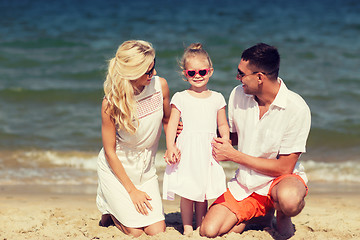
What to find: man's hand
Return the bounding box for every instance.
[211,137,235,162]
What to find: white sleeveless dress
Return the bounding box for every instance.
[163,90,227,202]
[96,76,165,228]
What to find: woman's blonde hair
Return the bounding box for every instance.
[103,40,155,134]
[179,43,212,80]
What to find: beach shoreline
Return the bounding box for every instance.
[1,182,359,239]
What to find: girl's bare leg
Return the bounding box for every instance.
[195,200,208,229]
[181,197,194,235]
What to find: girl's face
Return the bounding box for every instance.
[184,56,213,92]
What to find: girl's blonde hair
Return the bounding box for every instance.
[179,43,213,80]
[103,40,155,134]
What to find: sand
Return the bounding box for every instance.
[1,183,359,240]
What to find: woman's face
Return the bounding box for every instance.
[132,59,156,91]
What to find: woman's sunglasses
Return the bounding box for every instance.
[185,68,210,78]
[145,58,156,77]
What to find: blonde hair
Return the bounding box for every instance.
[103,40,155,134]
[179,43,213,80]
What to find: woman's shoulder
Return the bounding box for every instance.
[102,97,110,108]
[156,76,168,88]
[152,76,168,93]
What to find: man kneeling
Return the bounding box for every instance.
[200,43,311,238]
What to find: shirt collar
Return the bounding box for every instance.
[271,77,288,109]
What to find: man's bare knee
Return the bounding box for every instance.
[280,196,305,217]
[199,222,219,238]
[199,209,222,238]
[200,204,238,238]
[277,186,306,216]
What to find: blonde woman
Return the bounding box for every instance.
[96,40,171,237]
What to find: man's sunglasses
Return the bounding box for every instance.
[237,69,259,79]
[185,68,210,78]
[145,58,156,76]
[237,68,279,79]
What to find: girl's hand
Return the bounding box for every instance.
[164,150,172,165]
[129,188,153,215]
[164,147,181,165]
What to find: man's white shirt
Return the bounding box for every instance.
[228,78,311,201]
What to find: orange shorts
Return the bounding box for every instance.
[211,174,308,225]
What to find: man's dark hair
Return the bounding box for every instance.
[241,43,280,79]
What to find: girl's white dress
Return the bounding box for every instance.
[163,90,227,202]
[96,76,165,228]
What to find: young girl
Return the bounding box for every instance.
[163,43,229,235]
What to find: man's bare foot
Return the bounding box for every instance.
[246,208,275,230]
[276,211,295,239]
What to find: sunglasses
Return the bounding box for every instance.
[237,69,259,79]
[237,68,279,79]
[145,58,156,77]
[185,68,210,77]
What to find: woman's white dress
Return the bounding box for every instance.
[163,90,227,202]
[96,76,165,228]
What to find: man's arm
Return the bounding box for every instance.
[212,137,299,177]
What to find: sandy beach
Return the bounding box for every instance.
[1,183,359,240]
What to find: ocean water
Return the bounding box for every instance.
[1,0,360,188]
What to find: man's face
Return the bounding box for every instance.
[237,59,260,95]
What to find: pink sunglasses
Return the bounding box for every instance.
[185,68,210,77]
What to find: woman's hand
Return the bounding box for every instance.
[164,146,181,165]
[129,188,153,215]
